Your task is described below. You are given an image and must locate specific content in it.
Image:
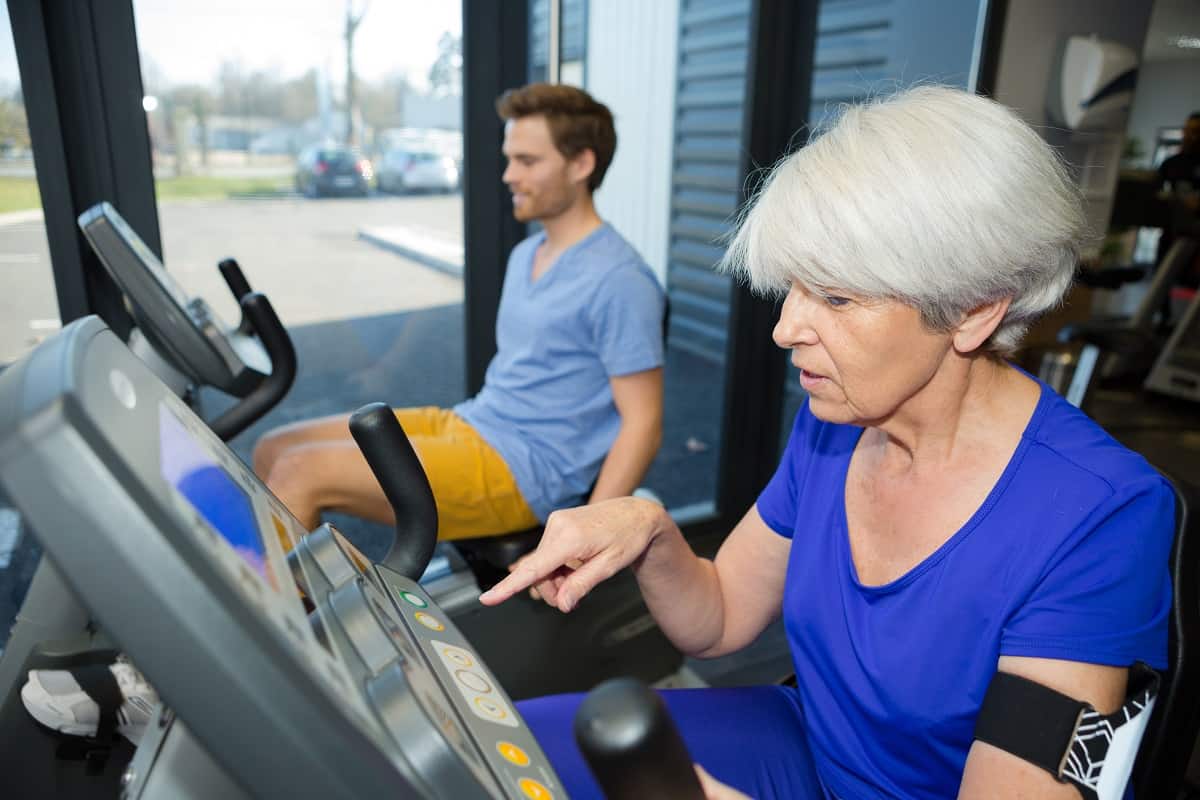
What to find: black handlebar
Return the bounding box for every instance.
[347,402,439,579]
[574,678,706,800]
[218,258,256,335]
[208,292,297,441]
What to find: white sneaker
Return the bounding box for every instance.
[21,654,159,745]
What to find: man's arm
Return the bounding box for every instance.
[588,367,663,502]
[958,656,1128,798]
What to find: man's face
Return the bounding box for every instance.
[1182,118,1200,155]
[501,115,588,223]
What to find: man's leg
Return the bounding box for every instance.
[253,408,446,531]
[252,412,355,481]
[404,410,540,540]
[254,408,538,538]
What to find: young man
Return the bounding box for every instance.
[253,83,665,541]
[19,84,665,747]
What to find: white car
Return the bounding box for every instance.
[376,150,460,194]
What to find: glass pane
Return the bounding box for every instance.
[0,4,58,645]
[777,0,989,453]
[132,0,463,557]
[0,9,58,366]
[653,0,748,516]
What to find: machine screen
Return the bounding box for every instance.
[159,404,269,582]
[82,204,193,311]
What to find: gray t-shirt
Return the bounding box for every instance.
[454,223,665,520]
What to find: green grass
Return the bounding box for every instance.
[154,175,292,200]
[0,177,41,213]
[0,174,292,214]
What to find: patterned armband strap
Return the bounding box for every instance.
[973,662,1159,800]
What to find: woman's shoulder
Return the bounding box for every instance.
[1020,382,1168,502]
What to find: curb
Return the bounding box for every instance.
[358,228,464,279]
[0,209,44,228]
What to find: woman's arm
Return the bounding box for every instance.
[479,500,791,659]
[958,656,1128,799]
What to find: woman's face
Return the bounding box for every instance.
[773,282,954,426]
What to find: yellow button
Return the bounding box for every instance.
[497,741,530,767]
[519,777,553,800]
[414,612,444,631]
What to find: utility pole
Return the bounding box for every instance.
[344,0,368,147]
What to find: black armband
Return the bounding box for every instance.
[973,662,1159,800]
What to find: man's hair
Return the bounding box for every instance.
[1188,111,1200,122]
[495,83,616,192]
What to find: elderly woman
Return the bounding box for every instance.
[480,86,1174,799]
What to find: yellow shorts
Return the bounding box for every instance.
[395,406,539,541]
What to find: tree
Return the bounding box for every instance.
[344,0,369,146]
[168,84,215,167]
[0,89,30,153]
[360,73,408,136]
[428,32,462,97]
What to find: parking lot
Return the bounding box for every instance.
[0,192,464,363]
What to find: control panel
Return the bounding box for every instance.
[0,317,563,799]
[293,525,564,799]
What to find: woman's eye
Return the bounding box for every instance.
[823,295,850,307]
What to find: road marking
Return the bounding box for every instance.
[29,319,61,331]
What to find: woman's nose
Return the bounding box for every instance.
[773,288,817,348]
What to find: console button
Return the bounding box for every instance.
[474,696,509,721]
[441,646,473,668]
[497,741,530,767]
[399,590,427,608]
[455,669,492,694]
[413,611,445,632]
[519,777,553,800]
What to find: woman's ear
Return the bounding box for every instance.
[952,296,1012,354]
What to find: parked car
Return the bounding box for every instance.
[375,149,459,194]
[295,146,373,197]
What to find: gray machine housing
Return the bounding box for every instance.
[0,317,563,799]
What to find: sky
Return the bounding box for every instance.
[1,0,461,92]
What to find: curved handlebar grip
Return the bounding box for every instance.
[218,258,255,335]
[574,678,706,800]
[348,402,439,580]
[208,292,297,441]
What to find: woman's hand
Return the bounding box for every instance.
[478,496,668,612]
[695,766,752,799]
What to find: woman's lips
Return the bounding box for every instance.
[798,369,827,390]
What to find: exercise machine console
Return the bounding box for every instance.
[0,316,565,798]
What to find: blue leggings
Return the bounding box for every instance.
[517,685,827,799]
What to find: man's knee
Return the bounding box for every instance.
[252,428,289,478]
[260,447,327,529]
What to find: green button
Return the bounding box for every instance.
[400,591,428,608]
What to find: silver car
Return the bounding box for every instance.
[375,149,460,194]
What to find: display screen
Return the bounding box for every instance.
[86,206,193,311]
[159,404,270,582]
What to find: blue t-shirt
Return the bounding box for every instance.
[455,224,664,520]
[756,382,1174,799]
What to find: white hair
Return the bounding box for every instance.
[721,85,1087,355]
